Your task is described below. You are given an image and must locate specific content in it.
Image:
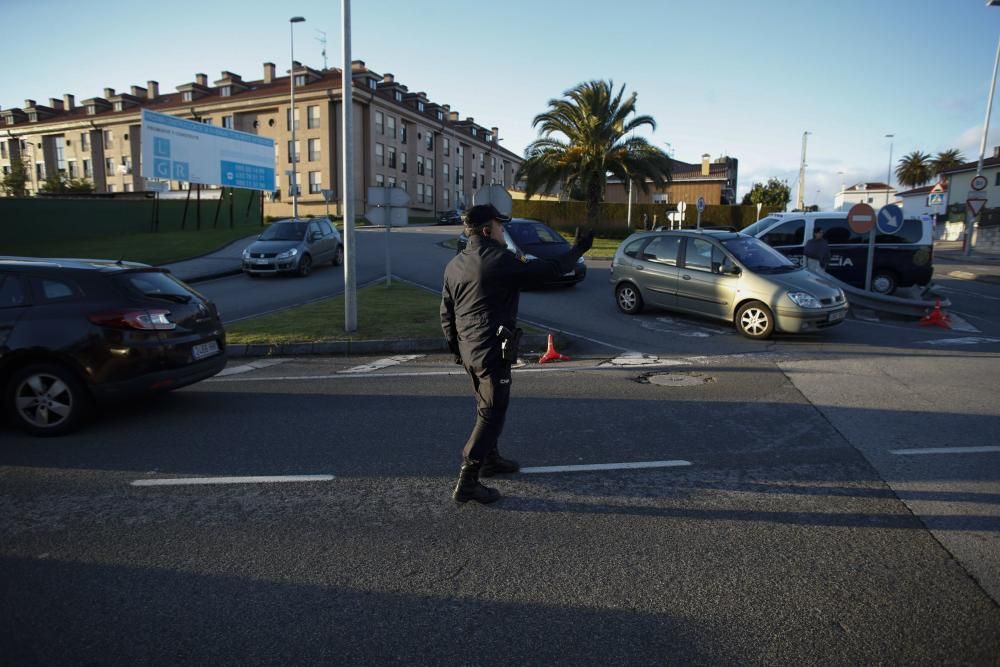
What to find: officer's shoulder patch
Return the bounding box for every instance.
[518,254,528,263]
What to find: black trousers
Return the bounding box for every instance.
[462,363,512,462]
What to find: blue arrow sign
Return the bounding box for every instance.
[876,205,903,234]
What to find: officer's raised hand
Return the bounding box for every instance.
[573,227,595,255]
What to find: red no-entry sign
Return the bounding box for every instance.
[847,203,876,234]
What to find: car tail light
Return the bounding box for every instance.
[88,309,177,331]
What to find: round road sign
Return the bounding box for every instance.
[972,174,988,191]
[696,196,705,213]
[876,205,904,234]
[847,203,876,234]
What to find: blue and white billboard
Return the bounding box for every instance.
[140,109,275,191]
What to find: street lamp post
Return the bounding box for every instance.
[289,16,305,219]
[796,131,811,211]
[885,133,894,207]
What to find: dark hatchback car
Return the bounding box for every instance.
[455,218,587,286]
[0,258,226,436]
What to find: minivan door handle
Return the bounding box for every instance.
[681,274,691,280]
[634,265,644,271]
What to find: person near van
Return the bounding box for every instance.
[441,204,593,504]
[803,227,830,272]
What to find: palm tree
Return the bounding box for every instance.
[895,151,932,188]
[930,149,965,177]
[517,80,672,227]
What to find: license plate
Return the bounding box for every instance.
[192,340,220,360]
[828,310,847,322]
[253,259,269,266]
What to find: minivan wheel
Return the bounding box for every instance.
[6,363,92,436]
[616,283,643,315]
[872,270,897,295]
[297,254,313,277]
[333,244,344,266]
[736,301,774,339]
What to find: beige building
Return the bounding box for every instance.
[604,154,740,207]
[0,60,523,218]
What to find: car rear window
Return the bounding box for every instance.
[113,271,199,303]
[507,222,564,245]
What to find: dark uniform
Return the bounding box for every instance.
[441,204,592,503]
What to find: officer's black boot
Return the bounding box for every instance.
[479,449,520,477]
[452,459,501,504]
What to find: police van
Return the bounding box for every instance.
[740,211,934,294]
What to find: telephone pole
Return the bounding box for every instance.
[796,131,811,211]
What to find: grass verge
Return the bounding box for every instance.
[6,225,261,265]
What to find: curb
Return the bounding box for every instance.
[185,268,245,284]
[226,334,555,358]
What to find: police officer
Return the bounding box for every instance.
[441,204,593,504]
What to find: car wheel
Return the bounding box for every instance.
[872,270,897,295]
[5,363,92,436]
[736,301,774,339]
[297,254,313,277]
[333,244,344,266]
[615,283,643,315]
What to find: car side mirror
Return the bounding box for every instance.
[310,232,321,242]
[720,260,740,275]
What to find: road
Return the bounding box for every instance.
[3,226,999,664]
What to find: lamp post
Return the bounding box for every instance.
[884,133,894,207]
[796,131,811,211]
[289,16,305,219]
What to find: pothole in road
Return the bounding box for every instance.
[636,371,716,387]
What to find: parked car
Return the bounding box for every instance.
[609,230,848,339]
[0,257,226,436]
[739,211,933,294]
[455,218,587,286]
[437,209,463,225]
[242,218,343,277]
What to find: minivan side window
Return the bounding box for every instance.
[641,236,681,265]
[37,278,82,302]
[684,238,721,272]
[815,218,864,244]
[0,274,28,308]
[876,219,923,244]
[623,238,647,258]
[319,220,335,236]
[761,219,805,247]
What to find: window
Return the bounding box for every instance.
[54,137,65,171]
[394,91,403,102]
[123,183,132,192]
[443,189,450,208]
[368,79,377,90]
[400,180,406,191]
[684,238,723,272]
[221,116,234,129]
[416,156,424,175]
[286,108,300,131]
[0,142,6,159]
[220,86,232,97]
[35,163,45,180]
[287,140,301,163]
[308,138,320,162]
[456,165,463,185]
[83,159,92,178]
[418,101,425,112]
[425,131,433,150]
[424,185,432,206]
[39,278,79,302]
[401,124,407,144]
[107,184,115,193]
[761,219,805,247]
[388,176,396,188]
[182,91,193,102]
[80,133,89,151]
[623,238,647,259]
[443,163,449,180]
[294,75,306,87]
[400,152,407,173]
[375,111,384,134]
[309,171,321,193]
[444,137,450,155]
[114,101,124,112]
[491,157,497,172]
[388,147,396,169]
[121,155,132,172]
[386,115,395,138]
[479,153,484,169]
[320,220,335,236]
[375,143,384,166]
[86,104,97,115]
[437,111,443,121]
[876,219,924,244]
[67,160,76,178]
[307,105,320,129]
[417,183,424,203]
[288,172,301,195]
[426,157,433,173]
[103,129,113,147]
[375,173,384,186]
[105,157,114,173]
[472,174,477,189]
[201,117,212,125]
[0,275,27,308]
[641,236,681,265]
[995,172,1000,186]
[472,128,477,137]
[456,145,463,157]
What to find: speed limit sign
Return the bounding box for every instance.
[972,174,988,191]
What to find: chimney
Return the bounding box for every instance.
[147,81,159,99]
[104,88,115,99]
[24,99,36,108]
[491,127,499,142]
[465,117,474,123]
[48,98,64,111]
[195,73,208,86]
[351,60,366,72]
[130,85,147,98]
[448,111,459,122]
[701,153,710,176]
[383,73,394,83]
[63,94,75,110]
[442,104,450,113]
[993,146,1000,159]
[263,62,276,83]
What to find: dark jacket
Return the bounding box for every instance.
[441,234,581,369]
[803,237,831,268]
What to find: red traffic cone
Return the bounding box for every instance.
[919,298,952,329]
[538,334,569,364]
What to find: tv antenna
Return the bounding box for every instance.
[315,30,328,70]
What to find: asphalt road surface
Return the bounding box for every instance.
[3,227,999,664]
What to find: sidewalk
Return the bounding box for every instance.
[933,240,1000,284]
[161,234,256,283]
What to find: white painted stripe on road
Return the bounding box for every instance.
[131,474,335,487]
[890,446,1000,456]
[340,354,424,373]
[919,336,1000,346]
[216,358,291,377]
[521,460,692,474]
[946,313,980,333]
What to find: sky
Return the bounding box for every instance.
[2,0,999,209]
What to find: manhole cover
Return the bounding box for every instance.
[639,372,715,387]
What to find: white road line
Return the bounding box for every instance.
[521,460,692,474]
[340,355,424,373]
[890,446,1000,456]
[216,358,292,377]
[920,336,1000,346]
[131,474,335,487]
[946,313,980,333]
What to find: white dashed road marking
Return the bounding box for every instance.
[340,355,424,373]
[890,446,1000,456]
[920,337,1000,346]
[600,352,690,367]
[521,460,693,474]
[216,358,292,377]
[131,475,336,487]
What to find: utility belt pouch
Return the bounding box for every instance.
[497,325,523,364]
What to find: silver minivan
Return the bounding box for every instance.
[610,230,849,339]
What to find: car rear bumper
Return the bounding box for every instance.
[775,305,849,333]
[90,352,227,401]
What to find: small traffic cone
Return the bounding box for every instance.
[919,298,952,329]
[538,334,569,364]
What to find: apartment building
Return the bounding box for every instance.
[0,60,523,218]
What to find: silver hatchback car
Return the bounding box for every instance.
[242,218,343,278]
[610,230,848,339]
